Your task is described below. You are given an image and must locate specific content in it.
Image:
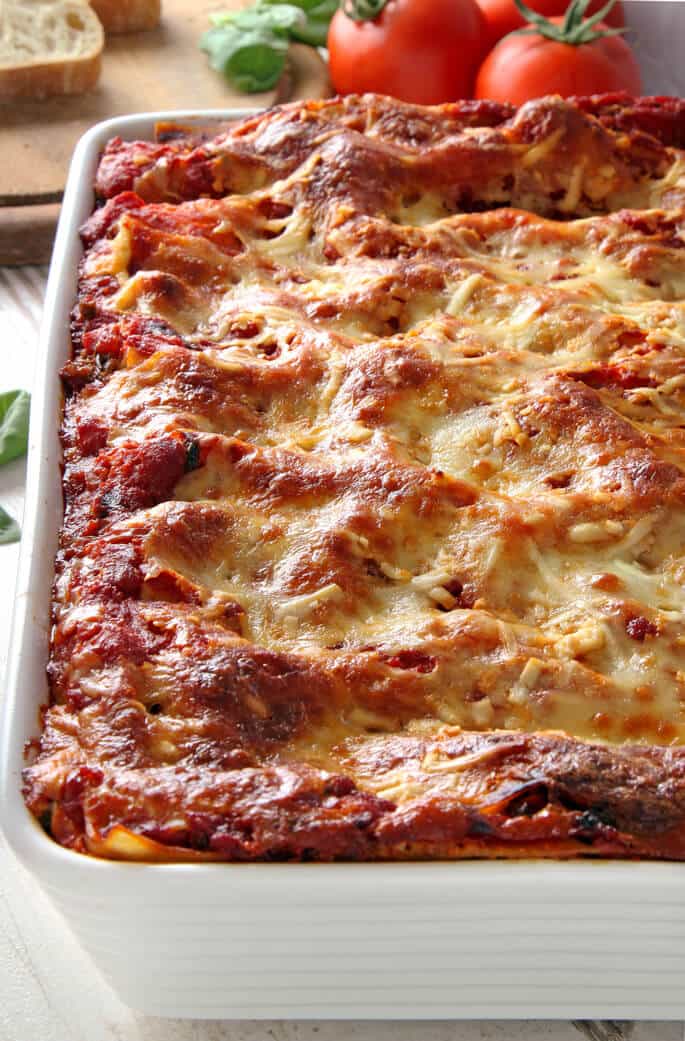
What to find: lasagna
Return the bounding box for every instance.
[24,92,685,860]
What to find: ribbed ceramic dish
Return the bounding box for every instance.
[1,111,684,1020]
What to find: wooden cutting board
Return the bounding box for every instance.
[0,0,330,265]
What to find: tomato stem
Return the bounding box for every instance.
[342,0,390,21]
[512,0,626,43]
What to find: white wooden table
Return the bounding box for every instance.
[1,255,684,1040]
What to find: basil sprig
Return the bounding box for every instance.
[200,0,337,92]
[286,0,338,45]
[0,505,20,545]
[0,390,30,546]
[0,390,30,466]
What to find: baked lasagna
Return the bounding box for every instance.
[24,92,685,860]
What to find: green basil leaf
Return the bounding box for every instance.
[209,3,305,35]
[201,1,333,94]
[201,26,289,92]
[208,11,234,26]
[0,505,20,545]
[239,5,305,34]
[308,0,339,17]
[290,2,337,44]
[263,0,336,43]
[201,23,239,64]
[290,16,329,45]
[277,0,326,10]
[226,35,289,91]
[0,390,30,466]
[263,0,333,12]
[208,11,229,26]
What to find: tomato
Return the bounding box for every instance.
[475,19,642,105]
[477,0,624,53]
[327,0,488,106]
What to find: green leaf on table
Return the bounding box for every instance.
[266,0,330,11]
[209,3,306,33]
[0,390,30,466]
[0,505,20,544]
[201,1,336,92]
[290,3,337,44]
[263,0,337,43]
[201,24,290,91]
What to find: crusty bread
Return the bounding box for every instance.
[88,0,160,33]
[0,0,103,100]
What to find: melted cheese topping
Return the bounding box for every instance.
[41,98,685,840]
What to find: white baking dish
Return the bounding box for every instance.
[1,110,685,1021]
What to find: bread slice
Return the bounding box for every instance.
[88,0,160,33]
[0,0,103,100]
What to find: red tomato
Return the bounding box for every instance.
[477,0,625,53]
[475,20,642,105]
[327,0,488,106]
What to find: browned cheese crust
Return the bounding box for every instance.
[23,93,685,861]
